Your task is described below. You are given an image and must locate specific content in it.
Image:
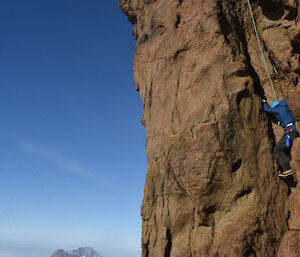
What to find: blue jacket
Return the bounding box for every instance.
[263,100,296,130]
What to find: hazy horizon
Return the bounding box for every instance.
[0,239,139,257]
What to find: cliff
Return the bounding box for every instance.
[119,0,300,256]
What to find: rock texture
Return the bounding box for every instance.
[119,0,300,256]
[277,138,300,257]
[288,86,300,120]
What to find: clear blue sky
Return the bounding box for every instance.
[0,1,146,257]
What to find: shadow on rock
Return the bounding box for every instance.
[281,175,297,194]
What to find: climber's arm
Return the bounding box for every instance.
[263,101,279,114]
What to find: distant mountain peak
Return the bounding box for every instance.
[50,247,101,257]
[71,247,102,257]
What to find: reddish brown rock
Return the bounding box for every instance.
[276,231,300,257]
[288,86,300,121]
[287,139,300,230]
[120,0,300,256]
[291,138,300,166]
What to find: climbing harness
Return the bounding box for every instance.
[285,123,296,133]
[247,0,278,101]
[285,123,296,147]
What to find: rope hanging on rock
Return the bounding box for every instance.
[247,0,278,101]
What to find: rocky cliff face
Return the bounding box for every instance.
[119,0,300,256]
[277,138,300,257]
[289,86,300,120]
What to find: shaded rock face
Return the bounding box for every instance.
[120,0,300,256]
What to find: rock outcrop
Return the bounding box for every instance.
[119,0,300,256]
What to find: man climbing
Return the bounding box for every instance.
[263,99,299,177]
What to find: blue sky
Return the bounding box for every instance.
[0,1,145,257]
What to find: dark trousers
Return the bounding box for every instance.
[274,130,300,171]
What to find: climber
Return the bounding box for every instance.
[263,99,299,177]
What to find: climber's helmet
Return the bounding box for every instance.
[271,101,280,108]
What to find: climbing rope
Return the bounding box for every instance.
[247,0,278,101]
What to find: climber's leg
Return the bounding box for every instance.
[276,130,299,177]
[274,135,291,171]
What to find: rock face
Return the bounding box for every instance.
[277,138,300,257]
[288,86,300,120]
[119,0,300,256]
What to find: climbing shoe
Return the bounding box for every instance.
[278,169,293,177]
